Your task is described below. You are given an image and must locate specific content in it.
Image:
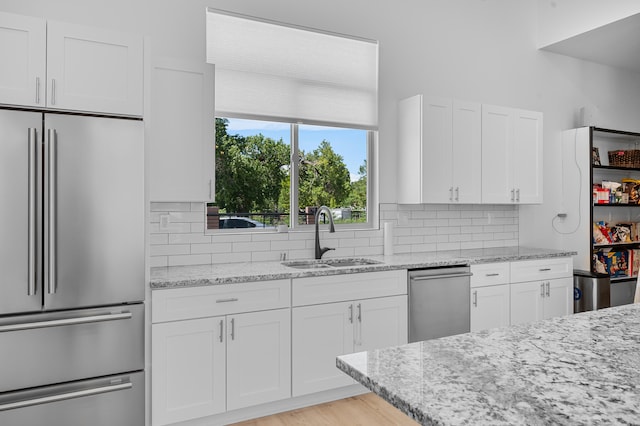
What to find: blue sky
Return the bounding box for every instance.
[225,118,367,181]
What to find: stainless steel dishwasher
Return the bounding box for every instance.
[408,265,472,342]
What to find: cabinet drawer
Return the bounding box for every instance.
[470,262,510,288]
[152,279,290,323]
[292,270,407,307]
[510,257,573,283]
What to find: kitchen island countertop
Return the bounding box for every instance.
[150,246,575,289]
[337,303,640,425]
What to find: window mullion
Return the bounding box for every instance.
[290,123,299,230]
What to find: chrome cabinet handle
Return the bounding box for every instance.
[51,78,56,105]
[0,380,132,412]
[510,188,515,202]
[47,129,57,295]
[540,283,545,297]
[28,128,37,296]
[230,318,235,340]
[516,188,520,202]
[216,298,238,303]
[545,282,550,297]
[357,303,362,322]
[348,304,353,323]
[0,312,132,333]
[218,319,224,343]
[485,273,500,277]
[35,77,40,104]
[539,268,551,272]
[472,290,478,307]
[455,187,459,201]
[449,187,453,201]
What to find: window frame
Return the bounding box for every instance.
[208,114,377,233]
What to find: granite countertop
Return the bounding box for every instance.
[337,303,640,425]
[150,246,575,289]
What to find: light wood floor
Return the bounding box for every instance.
[230,393,418,426]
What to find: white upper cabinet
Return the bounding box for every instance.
[148,58,215,202]
[0,12,143,116]
[0,12,46,107]
[46,20,143,115]
[481,104,543,204]
[452,100,482,203]
[397,95,481,204]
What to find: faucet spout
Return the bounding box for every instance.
[314,205,335,259]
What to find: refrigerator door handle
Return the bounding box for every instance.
[0,311,132,333]
[0,380,132,412]
[47,128,57,295]
[28,128,38,296]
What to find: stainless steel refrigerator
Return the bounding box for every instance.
[0,109,145,425]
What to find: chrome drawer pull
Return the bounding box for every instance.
[539,268,551,272]
[0,312,132,333]
[0,381,132,411]
[485,273,500,277]
[216,298,239,303]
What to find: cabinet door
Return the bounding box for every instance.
[356,295,408,352]
[226,309,291,411]
[148,58,215,202]
[151,317,226,426]
[513,109,543,204]
[481,104,514,204]
[470,284,510,332]
[452,100,481,203]
[292,302,354,397]
[510,281,544,326]
[422,96,453,203]
[543,277,573,320]
[0,12,46,107]
[397,95,423,204]
[46,20,143,115]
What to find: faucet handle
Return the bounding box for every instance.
[320,247,335,257]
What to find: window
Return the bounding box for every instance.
[205,9,378,232]
[207,117,371,231]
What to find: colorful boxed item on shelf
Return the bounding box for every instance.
[593,184,610,204]
[593,251,609,274]
[608,251,630,278]
[593,221,612,244]
[629,249,640,278]
[622,178,640,204]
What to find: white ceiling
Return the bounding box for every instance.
[540,13,640,74]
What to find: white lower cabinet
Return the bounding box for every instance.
[292,295,407,397]
[471,257,573,331]
[152,308,290,425]
[510,277,573,325]
[152,317,226,425]
[226,309,291,411]
[151,280,291,426]
[470,284,510,332]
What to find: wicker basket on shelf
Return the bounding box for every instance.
[608,149,640,168]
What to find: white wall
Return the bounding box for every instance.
[3,0,640,255]
[537,0,640,47]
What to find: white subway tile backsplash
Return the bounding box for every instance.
[169,233,212,244]
[191,243,232,254]
[150,244,190,256]
[168,254,212,266]
[148,202,519,267]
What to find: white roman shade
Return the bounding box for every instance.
[206,8,378,129]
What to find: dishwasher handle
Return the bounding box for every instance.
[411,272,473,281]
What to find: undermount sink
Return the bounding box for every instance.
[282,258,382,269]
